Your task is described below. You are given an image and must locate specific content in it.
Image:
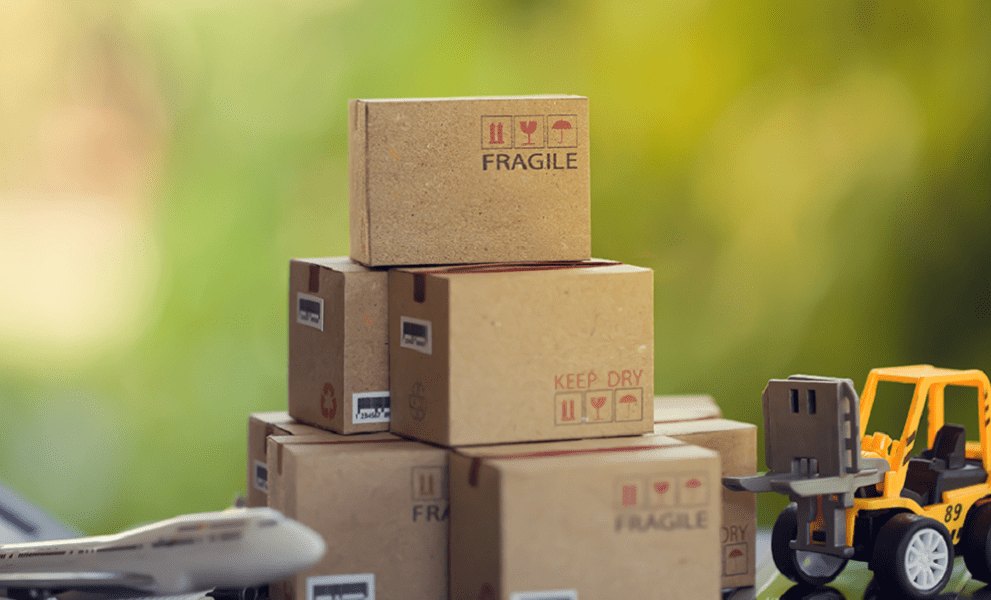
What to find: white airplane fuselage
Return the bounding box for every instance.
[0,507,325,595]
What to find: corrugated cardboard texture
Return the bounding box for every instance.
[450,435,721,600]
[653,408,758,589]
[267,433,447,600]
[349,96,591,267]
[390,262,654,446]
[288,257,390,434]
[653,394,722,423]
[246,412,325,508]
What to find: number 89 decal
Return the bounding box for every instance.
[945,503,963,523]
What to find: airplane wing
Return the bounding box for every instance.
[0,483,80,543]
[0,571,154,590]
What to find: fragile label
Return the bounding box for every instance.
[411,466,449,523]
[509,591,578,600]
[411,466,447,501]
[614,473,710,510]
[253,460,268,494]
[352,391,390,424]
[399,316,432,355]
[297,293,324,331]
[308,573,374,600]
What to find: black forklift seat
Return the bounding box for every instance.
[901,424,987,507]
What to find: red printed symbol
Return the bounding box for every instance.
[619,394,638,418]
[654,481,669,495]
[320,382,337,419]
[478,583,495,600]
[488,122,504,145]
[729,549,744,558]
[519,121,537,145]
[561,398,576,422]
[590,395,606,420]
[552,119,572,143]
[686,478,701,489]
[419,473,435,497]
[622,484,638,507]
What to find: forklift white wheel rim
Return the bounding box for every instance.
[904,527,950,591]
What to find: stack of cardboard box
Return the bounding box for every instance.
[247,97,756,600]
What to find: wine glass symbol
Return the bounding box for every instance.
[519,121,537,145]
[590,395,606,420]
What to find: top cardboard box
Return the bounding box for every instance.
[349,96,591,267]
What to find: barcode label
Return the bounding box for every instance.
[308,573,374,600]
[353,391,390,424]
[510,591,577,600]
[400,316,432,354]
[297,292,324,331]
[253,460,268,494]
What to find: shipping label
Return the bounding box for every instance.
[400,316,432,355]
[352,391,390,424]
[296,293,324,331]
[253,460,268,494]
[307,573,374,600]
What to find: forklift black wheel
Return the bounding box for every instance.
[963,500,991,583]
[872,512,953,599]
[772,503,848,587]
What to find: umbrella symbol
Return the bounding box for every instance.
[619,393,638,417]
[552,119,572,143]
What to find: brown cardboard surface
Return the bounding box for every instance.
[653,394,722,423]
[246,412,326,508]
[349,96,591,267]
[288,257,390,434]
[389,261,654,446]
[450,434,721,600]
[267,433,448,600]
[653,402,758,589]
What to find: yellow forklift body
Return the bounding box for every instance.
[840,366,991,548]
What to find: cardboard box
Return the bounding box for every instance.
[288,257,390,434]
[450,435,721,600]
[267,433,448,600]
[246,412,326,508]
[653,393,721,423]
[389,261,654,446]
[349,96,591,267]
[653,395,758,590]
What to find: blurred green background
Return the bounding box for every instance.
[0,1,989,534]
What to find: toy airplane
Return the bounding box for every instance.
[0,507,325,600]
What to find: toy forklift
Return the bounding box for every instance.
[725,365,991,598]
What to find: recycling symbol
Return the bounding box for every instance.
[320,382,337,419]
[408,381,427,421]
